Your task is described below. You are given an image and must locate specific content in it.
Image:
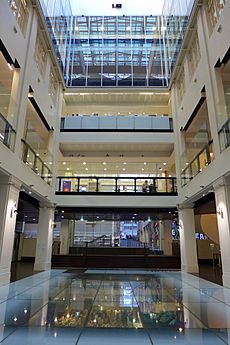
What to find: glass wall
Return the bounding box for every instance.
[39,0,195,87]
[162,0,195,77]
[39,0,72,72]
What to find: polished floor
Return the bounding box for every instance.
[1,269,230,344]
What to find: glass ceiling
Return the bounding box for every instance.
[39,0,195,88]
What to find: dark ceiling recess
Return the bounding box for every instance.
[194,192,216,214]
[55,207,178,222]
[16,192,40,223]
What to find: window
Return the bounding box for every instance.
[187,31,201,78]
[34,34,47,77]
[49,67,58,104]
[206,0,226,34]
[8,0,30,35]
[177,68,185,103]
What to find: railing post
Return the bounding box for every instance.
[96,177,99,192]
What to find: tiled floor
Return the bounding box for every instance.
[1,269,230,344]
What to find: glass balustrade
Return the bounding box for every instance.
[181,141,214,187]
[60,115,173,131]
[56,176,177,195]
[219,118,230,152]
[0,113,16,150]
[21,139,53,185]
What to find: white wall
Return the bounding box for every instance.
[70,0,164,16]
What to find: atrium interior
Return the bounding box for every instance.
[0,0,230,343]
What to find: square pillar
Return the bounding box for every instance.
[214,178,230,288]
[0,177,20,286]
[60,219,74,255]
[178,206,199,273]
[34,206,55,271]
[162,220,173,256]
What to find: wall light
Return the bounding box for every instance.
[217,207,224,219]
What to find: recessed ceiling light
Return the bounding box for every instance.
[144,162,147,165]
[66,167,70,171]
[142,168,144,171]
[103,162,106,165]
[49,162,52,165]
[104,168,107,171]
[123,162,126,165]
[85,168,88,171]
[29,191,32,194]
[163,162,167,166]
[159,168,162,171]
[83,162,87,165]
[123,168,126,171]
[63,162,66,165]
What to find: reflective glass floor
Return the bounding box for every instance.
[1,269,230,344]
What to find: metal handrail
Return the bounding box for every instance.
[21,139,52,185]
[181,140,214,186]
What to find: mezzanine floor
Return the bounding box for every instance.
[0,268,229,344]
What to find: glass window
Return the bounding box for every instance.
[8,0,30,35]
[49,67,58,104]
[34,34,47,77]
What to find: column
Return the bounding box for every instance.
[0,177,20,286]
[60,219,74,255]
[34,205,55,271]
[178,206,199,273]
[162,220,173,256]
[214,178,230,288]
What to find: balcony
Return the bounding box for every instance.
[0,113,16,150]
[219,117,230,152]
[21,139,53,185]
[56,176,177,195]
[181,141,214,187]
[60,115,173,132]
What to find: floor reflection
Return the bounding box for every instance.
[0,270,230,344]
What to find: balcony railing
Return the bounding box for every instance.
[181,140,214,187]
[56,176,177,195]
[60,115,173,132]
[219,117,230,152]
[0,113,16,150]
[21,139,52,185]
